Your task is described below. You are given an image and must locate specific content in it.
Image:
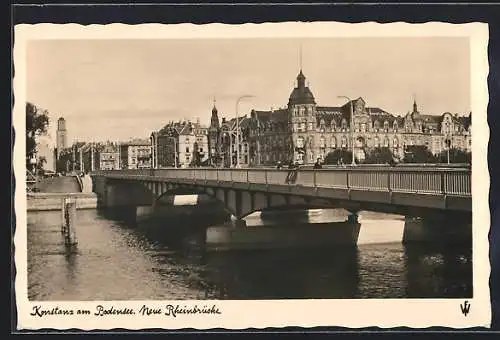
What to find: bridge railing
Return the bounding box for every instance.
[91,167,471,196]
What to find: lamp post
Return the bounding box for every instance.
[338,95,356,166]
[235,95,254,168]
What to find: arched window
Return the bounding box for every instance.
[374,120,381,131]
[331,136,337,149]
[296,136,305,148]
[393,121,398,131]
[320,136,326,148]
[308,122,313,131]
[331,121,337,131]
[374,136,380,147]
[341,119,348,131]
[361,123,367,132]
[383,120,390,131]
[393,136,399,148]
[383,137,390,147]
[341,136,348,148]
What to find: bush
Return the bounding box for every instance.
[364,147,394,164]
[403,145,437,164]
[436,148,471,164]
[324,149,353,165]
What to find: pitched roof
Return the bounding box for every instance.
[121,138,150,146]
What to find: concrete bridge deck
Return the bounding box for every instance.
[90,167,472,249]
[91,167,471,216]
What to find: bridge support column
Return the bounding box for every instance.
[402,214,472,245]
[230,216,247,228]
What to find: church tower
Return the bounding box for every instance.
[56,117,67,159]
[208,99,220,165]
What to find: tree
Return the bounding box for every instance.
[364,147,394,164]
[436,148,471,164]
[324,149,353,165]
[403,145,437,164]
[26,102,49,166]
[190,142,201,167]
[36,156,47,175]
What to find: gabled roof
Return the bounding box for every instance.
[121,138,150,146]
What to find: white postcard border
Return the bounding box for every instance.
[13,21,491,330]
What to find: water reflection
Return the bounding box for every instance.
[26,208,472,301]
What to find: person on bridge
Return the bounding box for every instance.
[313,158,323,169]
[81,171,94,193]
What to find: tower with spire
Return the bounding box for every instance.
[208,97,221,166]
[288,45,317,165]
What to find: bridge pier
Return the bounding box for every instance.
[206,212,361,252]
[402,214,472,245]
[231,217,247,228]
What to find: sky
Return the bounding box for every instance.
[26,37,470,146]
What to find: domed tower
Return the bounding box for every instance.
[288,69,317,165]
[208,100,220,165]
[56,117,67,159]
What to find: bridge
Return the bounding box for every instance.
[91,166,472,250]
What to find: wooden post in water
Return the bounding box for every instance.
[61,197,67,235]
[61,197,78,246]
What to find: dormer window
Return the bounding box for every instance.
[374,120,381,132]
[393,121,398,131]
[383,120,389,131]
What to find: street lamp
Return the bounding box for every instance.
[337,95,356,166]
[236,95,254,168]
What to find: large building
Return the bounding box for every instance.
[119,139,151,169]
[97,142,120,170]
[207,103,251,168]
[151,119,209,168]
[245,68,472,165]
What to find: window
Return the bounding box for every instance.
[296,136,304,148]
[341,119,347,131]
[384,120,389,131]
[374,136,380,147]
[393,137,399,148]
[361,123,366,132]
[341,136,347,148]
[320,136,326,148]
[186,147,190,153]
[384,137,389,147]
[331,136,337,148]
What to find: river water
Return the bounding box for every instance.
[26,206,472,301]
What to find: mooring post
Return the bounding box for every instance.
[61,197,67,234]
[62,197,78,246]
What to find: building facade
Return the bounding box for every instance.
[246,69,472,165]
[177,120,209,168]
[97,143,120,170]
[151,120,209,169]
[120,139,151,169]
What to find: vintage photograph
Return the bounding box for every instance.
[14,22,490,329]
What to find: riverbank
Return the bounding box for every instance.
[27,192,98,211]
